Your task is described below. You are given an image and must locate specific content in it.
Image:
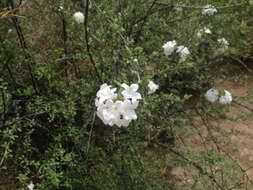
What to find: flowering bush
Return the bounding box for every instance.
[0,0,253,189]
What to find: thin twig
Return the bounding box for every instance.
[1,91,6,126]
[86,111,96,154]
[0,0,29,19]
[9,0,38,94]
[154,1,247,9]
[84,0,102,83]
[233,100,253,112]
[61,13,69,81]
[134,0,158,43]
[0,143,9,168]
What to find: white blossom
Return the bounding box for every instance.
[217,38,229,53]
[205,88,219,103]
[28,183,34,190]
[174,6,183,12]
[95,83,141,127]
[120,100,138,120]
[95,83,117,107]
[96,99,138,127]
[202,5,217,16]
[218,38,229,47]
[8,29,12,33]
[73,11,84,24]
[197,27,212,37]
[97,100,123,126]
[121,83,142,102]
[148,80,159,94]
[176,45,190,63]
[162,40,177,56]
[219,90,232,104]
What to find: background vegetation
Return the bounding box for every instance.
[1,0,253,189]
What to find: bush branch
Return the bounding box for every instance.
[84,0,102,83]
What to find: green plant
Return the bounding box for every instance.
[0,0,253,189]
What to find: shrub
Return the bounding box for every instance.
[0,0,252,189]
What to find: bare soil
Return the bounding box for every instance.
[172,76,253,189]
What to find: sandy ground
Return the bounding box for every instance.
[171,77,253,189]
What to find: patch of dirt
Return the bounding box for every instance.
[172,77,253,189]
[218,79,253,179]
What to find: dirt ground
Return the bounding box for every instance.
[171,76,253,189]
[218,78,253,178]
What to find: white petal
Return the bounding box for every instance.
[130,84,139,91]
[121,83,129,89]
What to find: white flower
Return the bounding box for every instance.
[96,99,139,127]
[219,90,232,104]
[95,83,141,127]
[148,80,159,94]
[217,38,229,53]
[8,29,12,33]
[176,45,190,63]
[121,83,142,102]
[95,83,117,106]
[205,88,219,103]
[59,6,63,10]
[97,100,122,126]
[120,100,138,120]
[218,38,229,47]
[162,40,177,56]
[202,5,217,16]
[28,183,34,190]
[174,6,183,12]
[73,11,84,24]
[197,27,212,37]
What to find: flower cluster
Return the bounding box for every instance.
[202,5,217,16]
[73,11,84,24]
[197,27,212,37]
[205,88,232,104]
[95,83,141,127]
[162,40,190,62]
[217,38,229,53]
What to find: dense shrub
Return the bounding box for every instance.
[1,0,253,189]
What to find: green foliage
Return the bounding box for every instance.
[0,0,253,189]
